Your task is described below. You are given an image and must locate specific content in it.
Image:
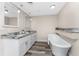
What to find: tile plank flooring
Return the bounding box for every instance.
[25,42,53,56]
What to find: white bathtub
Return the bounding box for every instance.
[48,34,71,56]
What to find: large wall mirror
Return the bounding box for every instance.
[4,2,19,27]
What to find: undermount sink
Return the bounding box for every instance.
[9,32,30,39]
[15,34,27,38]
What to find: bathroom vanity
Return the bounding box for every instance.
[1,31,37,56]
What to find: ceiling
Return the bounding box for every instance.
[4,2,18,17]
[13,2,66,16]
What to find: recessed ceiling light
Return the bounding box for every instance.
[5,10,8,14]
[27,2,33,3]
[50,5,55,9]
[27,2,33,5]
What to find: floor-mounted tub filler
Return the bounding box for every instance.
[48,34,71,56]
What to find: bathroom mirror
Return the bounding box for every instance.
[4,2,19,27]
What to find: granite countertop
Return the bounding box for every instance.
[1,31,36,39]
[56,27,79,33]
[56,30,79,40]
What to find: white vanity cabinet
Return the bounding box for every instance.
[31,33,37,46]
[2,39,19,56]
[2,33,37,56]
[19,35,31,56]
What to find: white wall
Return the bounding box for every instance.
[0,3,4,30]
[31,16,57,42]
[0,2,4,56]
[58,2,79,56]
[18,11,31,30]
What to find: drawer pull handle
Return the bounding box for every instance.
[25,42,27,45]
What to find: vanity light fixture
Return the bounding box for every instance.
[18,10,20,13]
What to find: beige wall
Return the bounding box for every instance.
[58,2,79,28]
[31,16,57,42]
[58,2,79,56]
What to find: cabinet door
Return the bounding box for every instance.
[19,42,25,56]
[19,36,30,56]
[25,41,29,50]
[31,33,37,44]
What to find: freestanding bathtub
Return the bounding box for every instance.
[48,34,71,56]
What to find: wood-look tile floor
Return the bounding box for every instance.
[25,42,53,56]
